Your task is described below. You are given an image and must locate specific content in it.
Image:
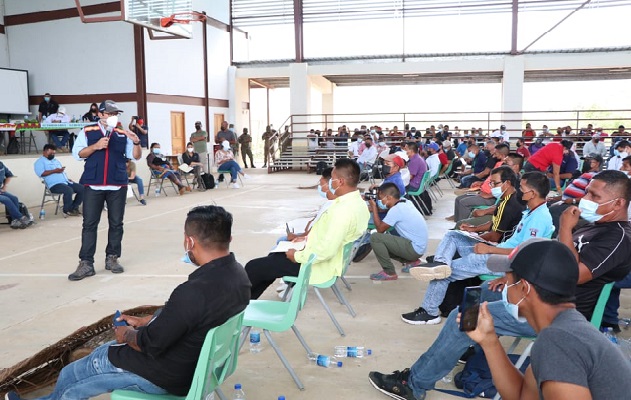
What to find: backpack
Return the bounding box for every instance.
[5,202,30,223]
[201,173,215,190]
[439,277,482,317]
[440,349,531,398]
[6,137,19,155]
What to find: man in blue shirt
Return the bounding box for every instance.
[34,144,84,217]
[378,154,406,196]
[548,151,578,190]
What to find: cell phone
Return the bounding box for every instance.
[113,310,129,327]
[285,223,291,235]
[459,286,482,332]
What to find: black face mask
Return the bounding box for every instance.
[47,154,55,160]
[365,143,372,148]
[382,165,391,175]
[91,108,97,112]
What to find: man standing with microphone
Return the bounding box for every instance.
[68,100,142,281]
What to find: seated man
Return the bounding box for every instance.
[403,170,551,325]
[127,159,146,205]
[0,160,32,229]
[607,140,631,171]
[368,183,428,281]
[44,106,71,150]
[34,144,84,216]
[147,142,190,195]
[5,205,251,400]
[457,142,493,188]
[245,159,369,299]
[368,170,631,400]
[424,142,442,178]
[357,136,378,174]
[368,153,407,197]
[405,141,427,192]
[466,239,631,399]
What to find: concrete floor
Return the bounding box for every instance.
[1,169,629,400]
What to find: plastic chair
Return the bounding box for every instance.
[442,158,457,188]
[216,167,244,188]
[406,171,433,215]
[146,170,178,196]
[177,155,196,190]
[111,310,245,400]
[239,254,316,390]
[40,180,62,216]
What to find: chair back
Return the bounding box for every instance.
[290,254,315,313]
[186,311,245,400]
[341,242,355,276]
[590,281,615,329]
[419,170,433,192]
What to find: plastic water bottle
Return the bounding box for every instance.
[232,383,245,399]
[278,397,285,400]
[154,187,160,197]
[39,209,45,220]
[249,330,261,353]
[307,352,342,368]
[334,346,371,358]
[603,327,619,344]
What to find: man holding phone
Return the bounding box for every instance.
[129,115,148,148]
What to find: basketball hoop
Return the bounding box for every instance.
[160,11,206,28]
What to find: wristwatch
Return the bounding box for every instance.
[572,198,577,205]
[133,141,141,146]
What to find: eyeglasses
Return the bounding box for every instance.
[489,180,503,187]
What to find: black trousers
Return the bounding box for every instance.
[245,252,300,299]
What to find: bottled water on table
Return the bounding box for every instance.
[334,345,371,358]
[233,383,245,399]
[308,352,342,368]
[249,329,261,353]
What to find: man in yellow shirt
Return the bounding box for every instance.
[245,158,369,299]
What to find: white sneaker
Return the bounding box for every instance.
[231,182,240,189]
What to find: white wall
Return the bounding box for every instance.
[199,0,229,24]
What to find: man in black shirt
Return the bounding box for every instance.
[6,206,251,400]
[37,93,59,122]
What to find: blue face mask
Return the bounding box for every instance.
[377,199,388,210]
[180,238,198,267]
[467,151,476,158]
[317,184,327,198]
[490,184,504,199]
[578,198,616,223]
[501,281,528,323]
[152,148,161,155]
[328,178,338,195]
[614,149,621,157]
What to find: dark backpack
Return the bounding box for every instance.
[6,137,19,155]
[201,173,215,189]
[439,277,482,317]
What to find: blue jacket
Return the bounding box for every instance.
[79,124,130,186]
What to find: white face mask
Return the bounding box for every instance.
[502,280,529,323]
[578,198,617,223]
[105,115,118,129]
[187,147,194,153]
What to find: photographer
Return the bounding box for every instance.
[368,183,427,281]
[129,116,148,149]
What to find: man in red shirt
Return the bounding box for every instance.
[515,138,531,160]
[522,123,536,145]
[524,139,573,193]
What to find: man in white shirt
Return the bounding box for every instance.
[357,137,378,170]
[608,140,631,171]
[348,137,362,159]
[44,106,71,150]
[425,142,441,177]
[582,133,607,157]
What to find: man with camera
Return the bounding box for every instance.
[129,115,148,149]
[367,183,427,281]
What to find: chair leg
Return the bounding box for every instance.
[263,330,305,390]
[507,337,522,354]
[332,283,356,317]
[313,287,346,336]
[291,325,313,354]
[55,195,61,215]
[340,276,352,291]
[238,326,251,351]
[216,387,227,400]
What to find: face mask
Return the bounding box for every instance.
[467,151,476,158]
[377,199,388,210]
[328,178,338,195]
[370,129,376,134]
[152,148,161,155]
[46,154,55,161]
[381,165,392,175]
[365,143,372,148]
[502,281,528,323]
[578,198,616,223]
[44,97,50,102]
[378,141,385,146]
[317,184,327,198]
[543,128,549,133]
[491,185,504,199]
[614,149,620,157]
[91,107,97,112]
[106,115,118,129]
[187,147,194,153]
[181,238,198,267]
[620,152,628,158]
[357,138,363,144]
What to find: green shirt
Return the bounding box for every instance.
[294,190,370,284]
[190,130,208,154]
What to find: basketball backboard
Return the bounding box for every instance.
[124,0,194,38]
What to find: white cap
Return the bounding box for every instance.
[58,106,66,115]
[395,150,409,162]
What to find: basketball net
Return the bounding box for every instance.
[160,12,206,28]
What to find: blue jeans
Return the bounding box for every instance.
[459,174,480,188]
[422,232,495,315]
[603,272,631,324]
[79,187,127,263]
[50,182,84,213]
[51,130,70,147]
[218,160,241,182]
[408,283,536,400]
[129,177,144,196]
[0,190,22,219]
[34,341,167,400]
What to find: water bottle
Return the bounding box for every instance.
[307,352,342,368]
[154,187,160,197]
[278,397,285,400]
[603,327,619,344]
[249,330,261,353]
[334,346,371,358]
[39,209,45,220]
[232,383,245,399]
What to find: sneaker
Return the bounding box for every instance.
[105,255,124,274]
[401,307,441,325]
[231,182,240,189]
[64,210,80,217]
[458,346,476,365]
[139,199,147,205]
[401,259,422,273]
[370,271,398,281]
[352,243,372,262]
[10,219,26,229]
[68,260,96,281]
[368,369,418,400]
[409,263,451,282]
[5,390,22,400]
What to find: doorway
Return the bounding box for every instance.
[170,111,185,155]
[213,113,225,142]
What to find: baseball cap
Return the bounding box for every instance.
[394,150,409,162]
[383,154,405,168]
[584,153,604,165]
[99,100,123,114]
[500,124,506,130]
[195,121,202,125]
[443,140,453,148]
[486,238,578,299]
[428,142,440,152]
[58,106,66,115]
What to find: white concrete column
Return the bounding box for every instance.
[227,66,250,134]
[289,63,311,146]
[501,55,525,136]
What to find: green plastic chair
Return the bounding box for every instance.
[239,254,316,390]
[216,167,244,188]
[441,158,457,189]
[111,310,245,400]
[406,171,433,215]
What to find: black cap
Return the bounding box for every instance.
[584,153,604,165]
[500,124,506,130]
[99,100,123,114]
[486,238,578,299]
[560,139,573,150]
